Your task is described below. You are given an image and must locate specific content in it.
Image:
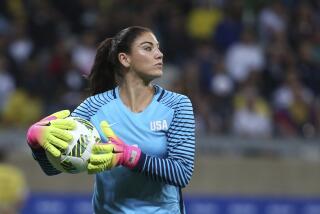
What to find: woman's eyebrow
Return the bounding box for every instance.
[139,41,159,47]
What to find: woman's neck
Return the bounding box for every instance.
[119,75,154,113]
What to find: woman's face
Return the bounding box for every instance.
[125,32,163,81]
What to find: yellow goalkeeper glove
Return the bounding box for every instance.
[87,121,141,174]
[26,110,76,157]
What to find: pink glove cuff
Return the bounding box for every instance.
[26,125,41,149]
[122,145,141,169]
[27,118,54,149]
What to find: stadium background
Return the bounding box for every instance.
[0,0,320,213]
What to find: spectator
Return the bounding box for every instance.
[0,56,15,113]
[232,85,272,138]
[8,22,33,65]
[213,1,244,52]
[0,149,28,214]
[262,31,294,98]
[187,2,222,41]
[273,70,316,137]
[161,8,194,63]
[27,0,59,49]
[289,2,317,47]
[258,1,288,45]
[210,61,234,133]
[71,31,96,77]
[2,89,44,127]
[195,41,217,93]
[225,27,265,83]
[296,40,320,96]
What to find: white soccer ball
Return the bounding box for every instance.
[46,117,101,174]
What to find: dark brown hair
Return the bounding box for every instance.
[88,26,152,95]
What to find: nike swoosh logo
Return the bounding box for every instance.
[108,122,117,127]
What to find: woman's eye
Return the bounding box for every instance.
[144,46,152,51]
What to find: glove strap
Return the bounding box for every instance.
[123,146,141,169]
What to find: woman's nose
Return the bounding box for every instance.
[155,48,163,59]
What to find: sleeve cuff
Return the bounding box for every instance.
[29,146,61,176]
[30,146,46,160]
[132,152,146,172]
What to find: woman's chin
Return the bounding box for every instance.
[150,70,163,79]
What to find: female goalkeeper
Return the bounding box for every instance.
[27,26,195,214]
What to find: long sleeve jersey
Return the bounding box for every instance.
[32,85,195,214]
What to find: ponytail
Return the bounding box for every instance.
[88,38,116,95]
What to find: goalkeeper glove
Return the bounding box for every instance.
[87,143,115,174]
[26,110,76,158]
[87,121,142,174]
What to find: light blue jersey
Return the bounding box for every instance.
[32,85,195,214]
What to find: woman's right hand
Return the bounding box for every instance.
[26,110,76,158]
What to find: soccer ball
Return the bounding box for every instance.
[46,117,101,174]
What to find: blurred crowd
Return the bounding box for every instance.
[0,0,319,139]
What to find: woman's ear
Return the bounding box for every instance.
[118,53,131,68]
